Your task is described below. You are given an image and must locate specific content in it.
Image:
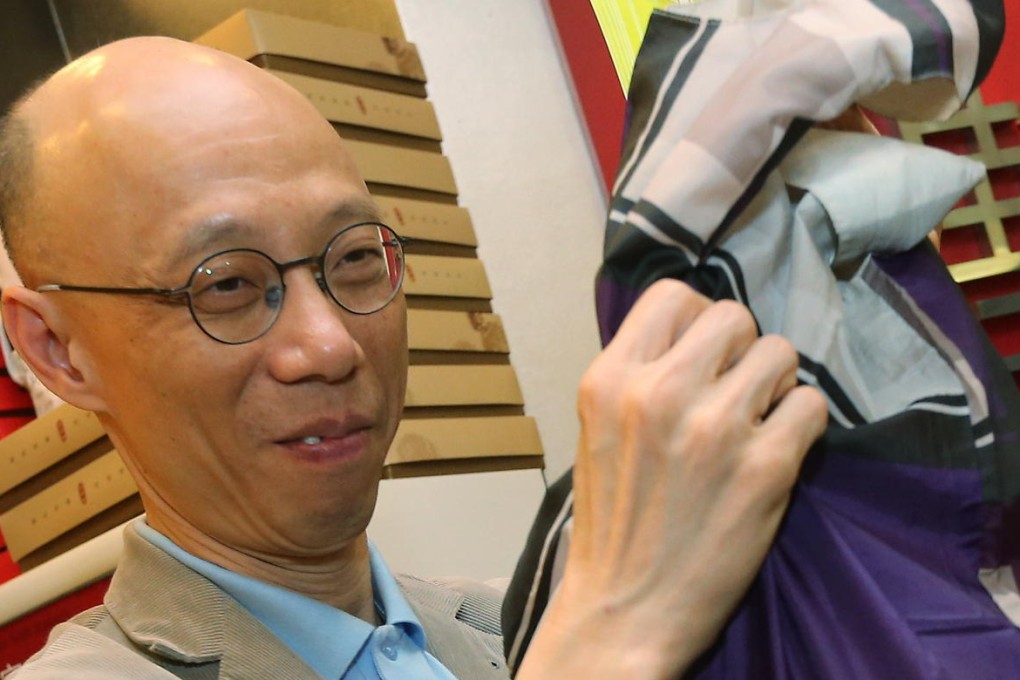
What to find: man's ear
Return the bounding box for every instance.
[1,286,107,412]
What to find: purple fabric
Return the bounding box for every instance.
[692,449,1020,679]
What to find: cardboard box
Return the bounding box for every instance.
[195,9,426,84]
[404,255,492,299]
[269,70,441,140]
[0,450,137,563]
[405,365,524,407]
[407,310,509,353]
[0,405,105,499]
[346,140,457,195]
[374,196,477,246]
[386,415,543,466]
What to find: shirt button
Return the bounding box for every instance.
[381,644,398,661]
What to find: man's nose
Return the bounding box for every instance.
[263,270,362,384]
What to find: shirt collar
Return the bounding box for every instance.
[134,518,427,679]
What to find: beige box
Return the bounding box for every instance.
[346,140,457,195]
[0,405,105,499]
[0,449,137,562]
[387,416,543,466]
[195,9,426,83]
[374,197,477,246]
[404,255,492,299]
[405,365,524,407]
[269,70,441,140]
[407,310,509,353]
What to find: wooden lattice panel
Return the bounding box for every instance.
[898,91,1020,283]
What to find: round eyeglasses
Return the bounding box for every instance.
[36,222,407,345]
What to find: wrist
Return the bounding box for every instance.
[515,575,700,680]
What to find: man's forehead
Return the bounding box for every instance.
[18,36,369,284]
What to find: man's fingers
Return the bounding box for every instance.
[758,384,829,463]
[604,280,711,362]
[714,334,800,420]
[657,298,759,384]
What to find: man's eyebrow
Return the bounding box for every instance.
[322,196,383,229]
[168,215,253,271]
[166,197,384,272]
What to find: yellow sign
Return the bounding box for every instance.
[589,0,674,92]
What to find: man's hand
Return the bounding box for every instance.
[519,280,827,679]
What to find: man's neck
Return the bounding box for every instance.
[145,510,378,624]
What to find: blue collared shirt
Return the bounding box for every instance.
[135,519,457,679]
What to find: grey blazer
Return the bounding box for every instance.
[12,524,511,679]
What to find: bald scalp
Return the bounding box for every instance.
[0,37,357,287]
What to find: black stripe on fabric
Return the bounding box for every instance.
[799,353,868,426]
[909,393,971,409]
[822,408,979,469]
[700,117,813,261]
[632,199,705,254]
[502,471,574,674]
[970,416,993,441]
[867,0,953,80]
[706,248,751,309]
[604,196,635,247]
[968,0,1006,92]
[615,13,720,196]
[608,195,635,219]
[599,225,697,296]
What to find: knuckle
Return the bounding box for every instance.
[758,333,797,361]
[711,299,757,335]
[743,450,793,485]
[619,375,660,422]
[734,448,800,499]
[680,401,731,450]
[646,278,708,309]
[577,363,613,415]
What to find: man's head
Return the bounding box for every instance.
[0,37,409,558]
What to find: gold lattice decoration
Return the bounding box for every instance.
[898,91,1020,283]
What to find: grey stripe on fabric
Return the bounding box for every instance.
[861,256,980,417]
[868,0,953,79]
[615,13,719,196]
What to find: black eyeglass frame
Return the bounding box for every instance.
[36,221,409,345]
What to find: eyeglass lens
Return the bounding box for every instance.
[188,223,404,344]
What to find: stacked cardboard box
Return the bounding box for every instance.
[197,9,545,478]
[0,405,141,573]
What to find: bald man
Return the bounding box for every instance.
[0,38,825,679]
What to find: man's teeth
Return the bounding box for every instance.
[302,436,322,445]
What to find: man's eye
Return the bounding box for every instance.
[339,247,382,265]
[192,276,264,313]
[210,277,246,293]
[331,246,386,284]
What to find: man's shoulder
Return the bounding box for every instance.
[397,573,504,636]
[397,574,511,679]
[7,606,176,680]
